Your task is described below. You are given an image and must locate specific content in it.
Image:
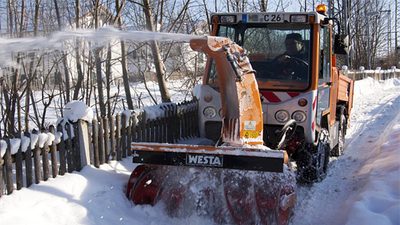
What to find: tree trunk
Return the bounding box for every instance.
[116,0,134,109]
[93,0,106,117]
[106,44,112,117]
[54,0,71,103]
[142,0,171,103]
[73,0,85,100]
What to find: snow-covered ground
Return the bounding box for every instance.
[0,77,399,225]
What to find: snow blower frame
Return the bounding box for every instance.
[127,36,296,225]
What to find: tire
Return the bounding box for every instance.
[297,129,330,183]
[331,113,346,157]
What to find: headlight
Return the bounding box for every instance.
[203,106,217,119]
[292,111,307,123]
[275,110,290,123]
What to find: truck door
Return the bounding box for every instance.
[316,25,331,128]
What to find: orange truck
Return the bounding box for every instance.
[127,5,354,225]
[197,5,354,182]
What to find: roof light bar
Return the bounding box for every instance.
[290,15,308,23]
[220,15,236,23]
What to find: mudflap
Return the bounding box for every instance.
[127,164,296,225]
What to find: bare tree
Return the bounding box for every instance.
[115,0,134,109]
[73,0,85,101]
[54,0,71,104]
[142,0,171,103]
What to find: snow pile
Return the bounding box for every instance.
[63,101,94,122]
[343,116,400,225]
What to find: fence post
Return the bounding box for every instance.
[92,120,99,168]
[110,115,116,160]
[121,114,127,158]
[87,121,94,165]
[49,126,58,178]
[32,130,42,184]
[116,114,121,161]
[76,120,91,170]
[127,116,132,156]
[42,132,50,181]
[4,138,13,194]
[25,132,33,186]
[99,119,105,164]
[103,117,110,162]
[57,124,66,176]
[65,123,74,173]
[15,135,23,190]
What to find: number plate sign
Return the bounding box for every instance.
[246,14,284,23]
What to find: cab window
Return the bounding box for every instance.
[207,24,312,91]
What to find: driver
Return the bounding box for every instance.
[269,33,309,80]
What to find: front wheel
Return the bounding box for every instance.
[296,129,330,183]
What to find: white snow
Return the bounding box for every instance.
[0,77,399,225]
[143,103,175,120]
[20,136,30,153]
[121,110,132,128]
[55,131,63,144]
[29,133,39,149]
[46,133,56,146]
[38,133,49,148]
[9,138,21,154]
[291,77,400,225]
[0,139,7,158]
[63,101,94,123]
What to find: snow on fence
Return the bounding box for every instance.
[341,68,400,80]
[0,99,199,196]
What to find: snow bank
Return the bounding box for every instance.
[63,101,94,122]
[343,117,400,225]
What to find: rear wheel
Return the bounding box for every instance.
[297,129,330,183]
[332,113,346,156]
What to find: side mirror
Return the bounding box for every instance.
[334,34,349,55]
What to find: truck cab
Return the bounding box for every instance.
[197,6,353,182]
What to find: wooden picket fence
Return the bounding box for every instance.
[0,99,199,196]
[343,69,400,81]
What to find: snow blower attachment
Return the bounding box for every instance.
[127,36,296,224]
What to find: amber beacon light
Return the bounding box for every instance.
[316,4,327,15]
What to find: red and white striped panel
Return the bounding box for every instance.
[260,91,300,103]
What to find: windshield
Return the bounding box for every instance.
[208,23,312,91]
